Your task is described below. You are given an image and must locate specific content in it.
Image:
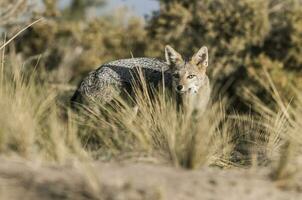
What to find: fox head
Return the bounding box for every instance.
[165,45,209,95]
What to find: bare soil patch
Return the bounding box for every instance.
[0,158,301,200]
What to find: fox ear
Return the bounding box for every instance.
[191,46,208,69]
[165,45,183,67]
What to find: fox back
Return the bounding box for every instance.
[71,57,172,107]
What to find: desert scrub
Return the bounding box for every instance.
[1,33,236,168]
[72,73,238,169]
[0,41,87,161]
[0,39,283,169]
[0,30,240,168]
[147,0,302,111]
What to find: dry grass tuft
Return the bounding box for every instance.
[1,23,302,184]
[73,71,237,169]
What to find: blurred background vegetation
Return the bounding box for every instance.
[2,1,302,178]
[1,0,302,110]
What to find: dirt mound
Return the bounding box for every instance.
[0,158,301,200]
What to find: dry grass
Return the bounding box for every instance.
[1,2,302,199]
[74,73,236,169]
[0,34,88,162]
[0,19,301,187]
[0,33,237,169]
[241,68,302,188]
[0,39,298,172]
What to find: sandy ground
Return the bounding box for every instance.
[0,157,301,200]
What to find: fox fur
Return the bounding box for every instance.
[71,45,211,112]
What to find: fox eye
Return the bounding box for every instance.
[187,75,196,79]
[173,73,180,79]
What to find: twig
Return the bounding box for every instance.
[0,18,43,51]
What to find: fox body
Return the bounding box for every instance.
[71,45,211,112]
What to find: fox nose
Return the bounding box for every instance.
[177,85,183,91]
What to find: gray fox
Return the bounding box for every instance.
[71,45,211,112]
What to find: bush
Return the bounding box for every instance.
[147,0,302,109]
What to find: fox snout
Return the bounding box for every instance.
[176,85,184,92]
[175,82,188,93]
[175,83,199,94]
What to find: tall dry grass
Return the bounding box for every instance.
[0,45,293,172]
[243,68,302,184]
[0,35,88,162]
[74,75,236,169]
[0,36,236,168]
[1,22,301,176]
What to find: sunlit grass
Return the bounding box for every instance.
[0,34,301,181]
[0,40,87,162]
